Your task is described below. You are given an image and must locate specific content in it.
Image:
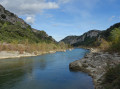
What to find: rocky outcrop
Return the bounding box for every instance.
[69,50,120,89]
[0,49,67,59]
[60,36,79,45]
[61,30,101,46]
[0,4,29,28]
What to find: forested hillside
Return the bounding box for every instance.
[0,4,70,53]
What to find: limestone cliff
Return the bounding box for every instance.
[0,4,29,28]
[61,30,101,46]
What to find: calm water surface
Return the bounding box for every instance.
[0,48,94,89]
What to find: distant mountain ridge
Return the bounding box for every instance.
[61,30,101,46]
[61,22,120,47]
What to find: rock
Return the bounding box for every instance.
[60,30,101,45]
[0,4,29,28]
[69,60,82,70]
[69,50,120,89]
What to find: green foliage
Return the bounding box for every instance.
[73,36,97,47]
[110,28,120,43]
[58,42,66,49]
[109,28,120,52]
[103,64,120,89]
[35,30,55,43]
[0,20,54,44]
[93,23,120,52]
[99,38,110,51]
[101,23,120,40]
[0,19,71,52]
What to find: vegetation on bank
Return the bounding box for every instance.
[62,23,120,53]
[0,20,71,53]
[108,28,120,52]
[98,27,120,52]
[103,64,120,89]
[0,42,70,54]
[97,24,120,89]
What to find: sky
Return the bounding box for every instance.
[0,0,120,41]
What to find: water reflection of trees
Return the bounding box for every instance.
[0,58,33,89]
[0,54,57,89]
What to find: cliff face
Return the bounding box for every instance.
[0,5,28,28]
[60,36,79,45]
[61,30,101,46]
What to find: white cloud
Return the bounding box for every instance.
[0,0,100,19]
[61,0,100,18]
[0,0,59,16]
[25,16,35,24]
[0,0,72,24]
[20,2,59,11]
[58,0,71,4]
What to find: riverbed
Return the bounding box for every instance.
[0,48,94,89]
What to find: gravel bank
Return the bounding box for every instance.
[0,50,66,59]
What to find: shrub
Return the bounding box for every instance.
[99,38,110,51]
[103,64,120,89]
[109,28,120,52]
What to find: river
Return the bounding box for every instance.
[0,48,94,89]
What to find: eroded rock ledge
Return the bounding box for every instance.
[69,50,120,89]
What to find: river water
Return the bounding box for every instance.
[0,48,94,89]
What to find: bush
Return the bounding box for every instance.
[99,38,110,51]
[103,64,120,89]
[109,28,120,52]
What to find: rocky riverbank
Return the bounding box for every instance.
[0,49,67,59]
[69,49,120,89]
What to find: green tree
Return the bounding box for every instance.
[109,28,120,51]
[2,22,7,29]
[110,28,120,44]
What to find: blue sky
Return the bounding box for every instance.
[0,0,120,41]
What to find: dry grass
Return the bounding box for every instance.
[0,42,69,54]
[99,39,111,51]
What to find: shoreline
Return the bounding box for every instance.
[69,48,120,89]
[0,49,68,59]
